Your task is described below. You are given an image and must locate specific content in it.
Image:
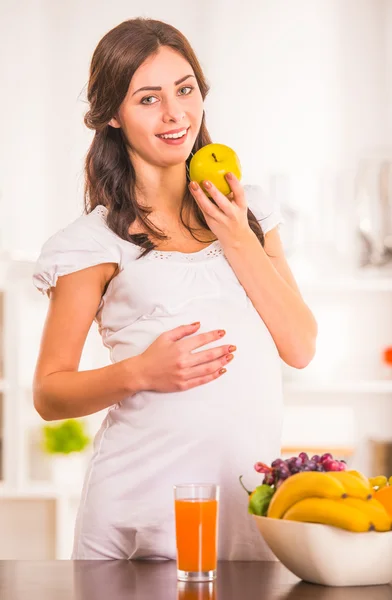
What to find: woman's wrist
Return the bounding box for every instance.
[119,354,147,395]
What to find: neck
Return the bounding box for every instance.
[132,155,188,217]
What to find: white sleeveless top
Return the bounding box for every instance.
[33,184,284,561]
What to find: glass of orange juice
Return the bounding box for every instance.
[174,483,220,582]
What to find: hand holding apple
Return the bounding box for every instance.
[188,168,252,249]
[189,143,242,197]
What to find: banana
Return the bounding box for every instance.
[342,497,392,532]
[283,497,372,532]
[267,472,346,519]
[327,471,373,500]
[346,469,371,487]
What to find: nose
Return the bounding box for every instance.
[162,96,186,124]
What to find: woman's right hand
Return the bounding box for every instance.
[134,322,236,392]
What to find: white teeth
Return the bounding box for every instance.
[159,129,187,139]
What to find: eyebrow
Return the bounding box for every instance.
[132,74,195,96]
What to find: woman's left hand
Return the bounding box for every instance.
[188,173,252,248]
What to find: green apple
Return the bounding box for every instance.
[189,143,242,197]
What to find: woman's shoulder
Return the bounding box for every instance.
[32,206,125,296]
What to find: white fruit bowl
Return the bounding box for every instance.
[253,515,392,586]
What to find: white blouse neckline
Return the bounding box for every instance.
[93,205,225,262]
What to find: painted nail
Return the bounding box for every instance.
[203,180,212,189]
[219,368,227,375]
[190,181,198,190]
[228,345,237,352]
[226,354,234,362]
[218,330,226,337]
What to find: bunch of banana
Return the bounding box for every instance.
[266,470,392,532]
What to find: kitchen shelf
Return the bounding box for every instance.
[295,262,392,292]
[284,380,392,394]
[0,483,81,500]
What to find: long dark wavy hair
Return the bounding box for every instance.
[83,17,265,258]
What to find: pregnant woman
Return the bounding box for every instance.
[32,17,317,560]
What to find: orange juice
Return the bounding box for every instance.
[175,498,218,572]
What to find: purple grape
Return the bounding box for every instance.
[324,459,340,472]
[263,472,275,485]
[307,460,317,471]
[322,458,333,471]
[276,466,290,480]
[336,462,346,471]
[320,453,333,463]
[315,464,325,471]
[290,466,300,474]
[311,455,321,463]
[330,460,342,471]
[288,457,302,471]
[301,465,312,471]
[298,452,309,463]
[271,459,285,468]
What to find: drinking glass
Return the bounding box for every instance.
[174,483,219,582]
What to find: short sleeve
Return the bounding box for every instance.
[32,214,122,297]
[244,184,283,235]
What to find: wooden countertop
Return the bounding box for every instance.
[1,560,392,599]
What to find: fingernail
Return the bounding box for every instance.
[219,368,227,375]
[203,180,212,189]
[191,321,200,326]
[190,181,198,190]
[226,172,233,180]
[228,345,237,352]
[218,330,226,337]
[226,354,234,362]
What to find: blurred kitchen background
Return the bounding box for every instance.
[1,0,392,559]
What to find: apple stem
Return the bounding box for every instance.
[212,153,218,163]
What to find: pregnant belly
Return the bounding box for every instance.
[108,298,283,438]
[87,300,284,533]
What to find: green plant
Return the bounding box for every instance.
[41,419,91,454]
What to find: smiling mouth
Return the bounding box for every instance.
[156,126,190,140]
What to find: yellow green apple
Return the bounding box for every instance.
[189,143,242,197]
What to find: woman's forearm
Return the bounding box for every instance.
[33,357,143,421]
[222,230,318,368]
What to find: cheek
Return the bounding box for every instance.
[122,109,157,147]
[189,96,204,127]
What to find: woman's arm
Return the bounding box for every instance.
[189,176,317,369]
[33,263,143,421]
[222,227,317,369]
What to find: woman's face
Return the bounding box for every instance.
[110,46,204,168]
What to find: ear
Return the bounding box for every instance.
[109,117,121,129]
